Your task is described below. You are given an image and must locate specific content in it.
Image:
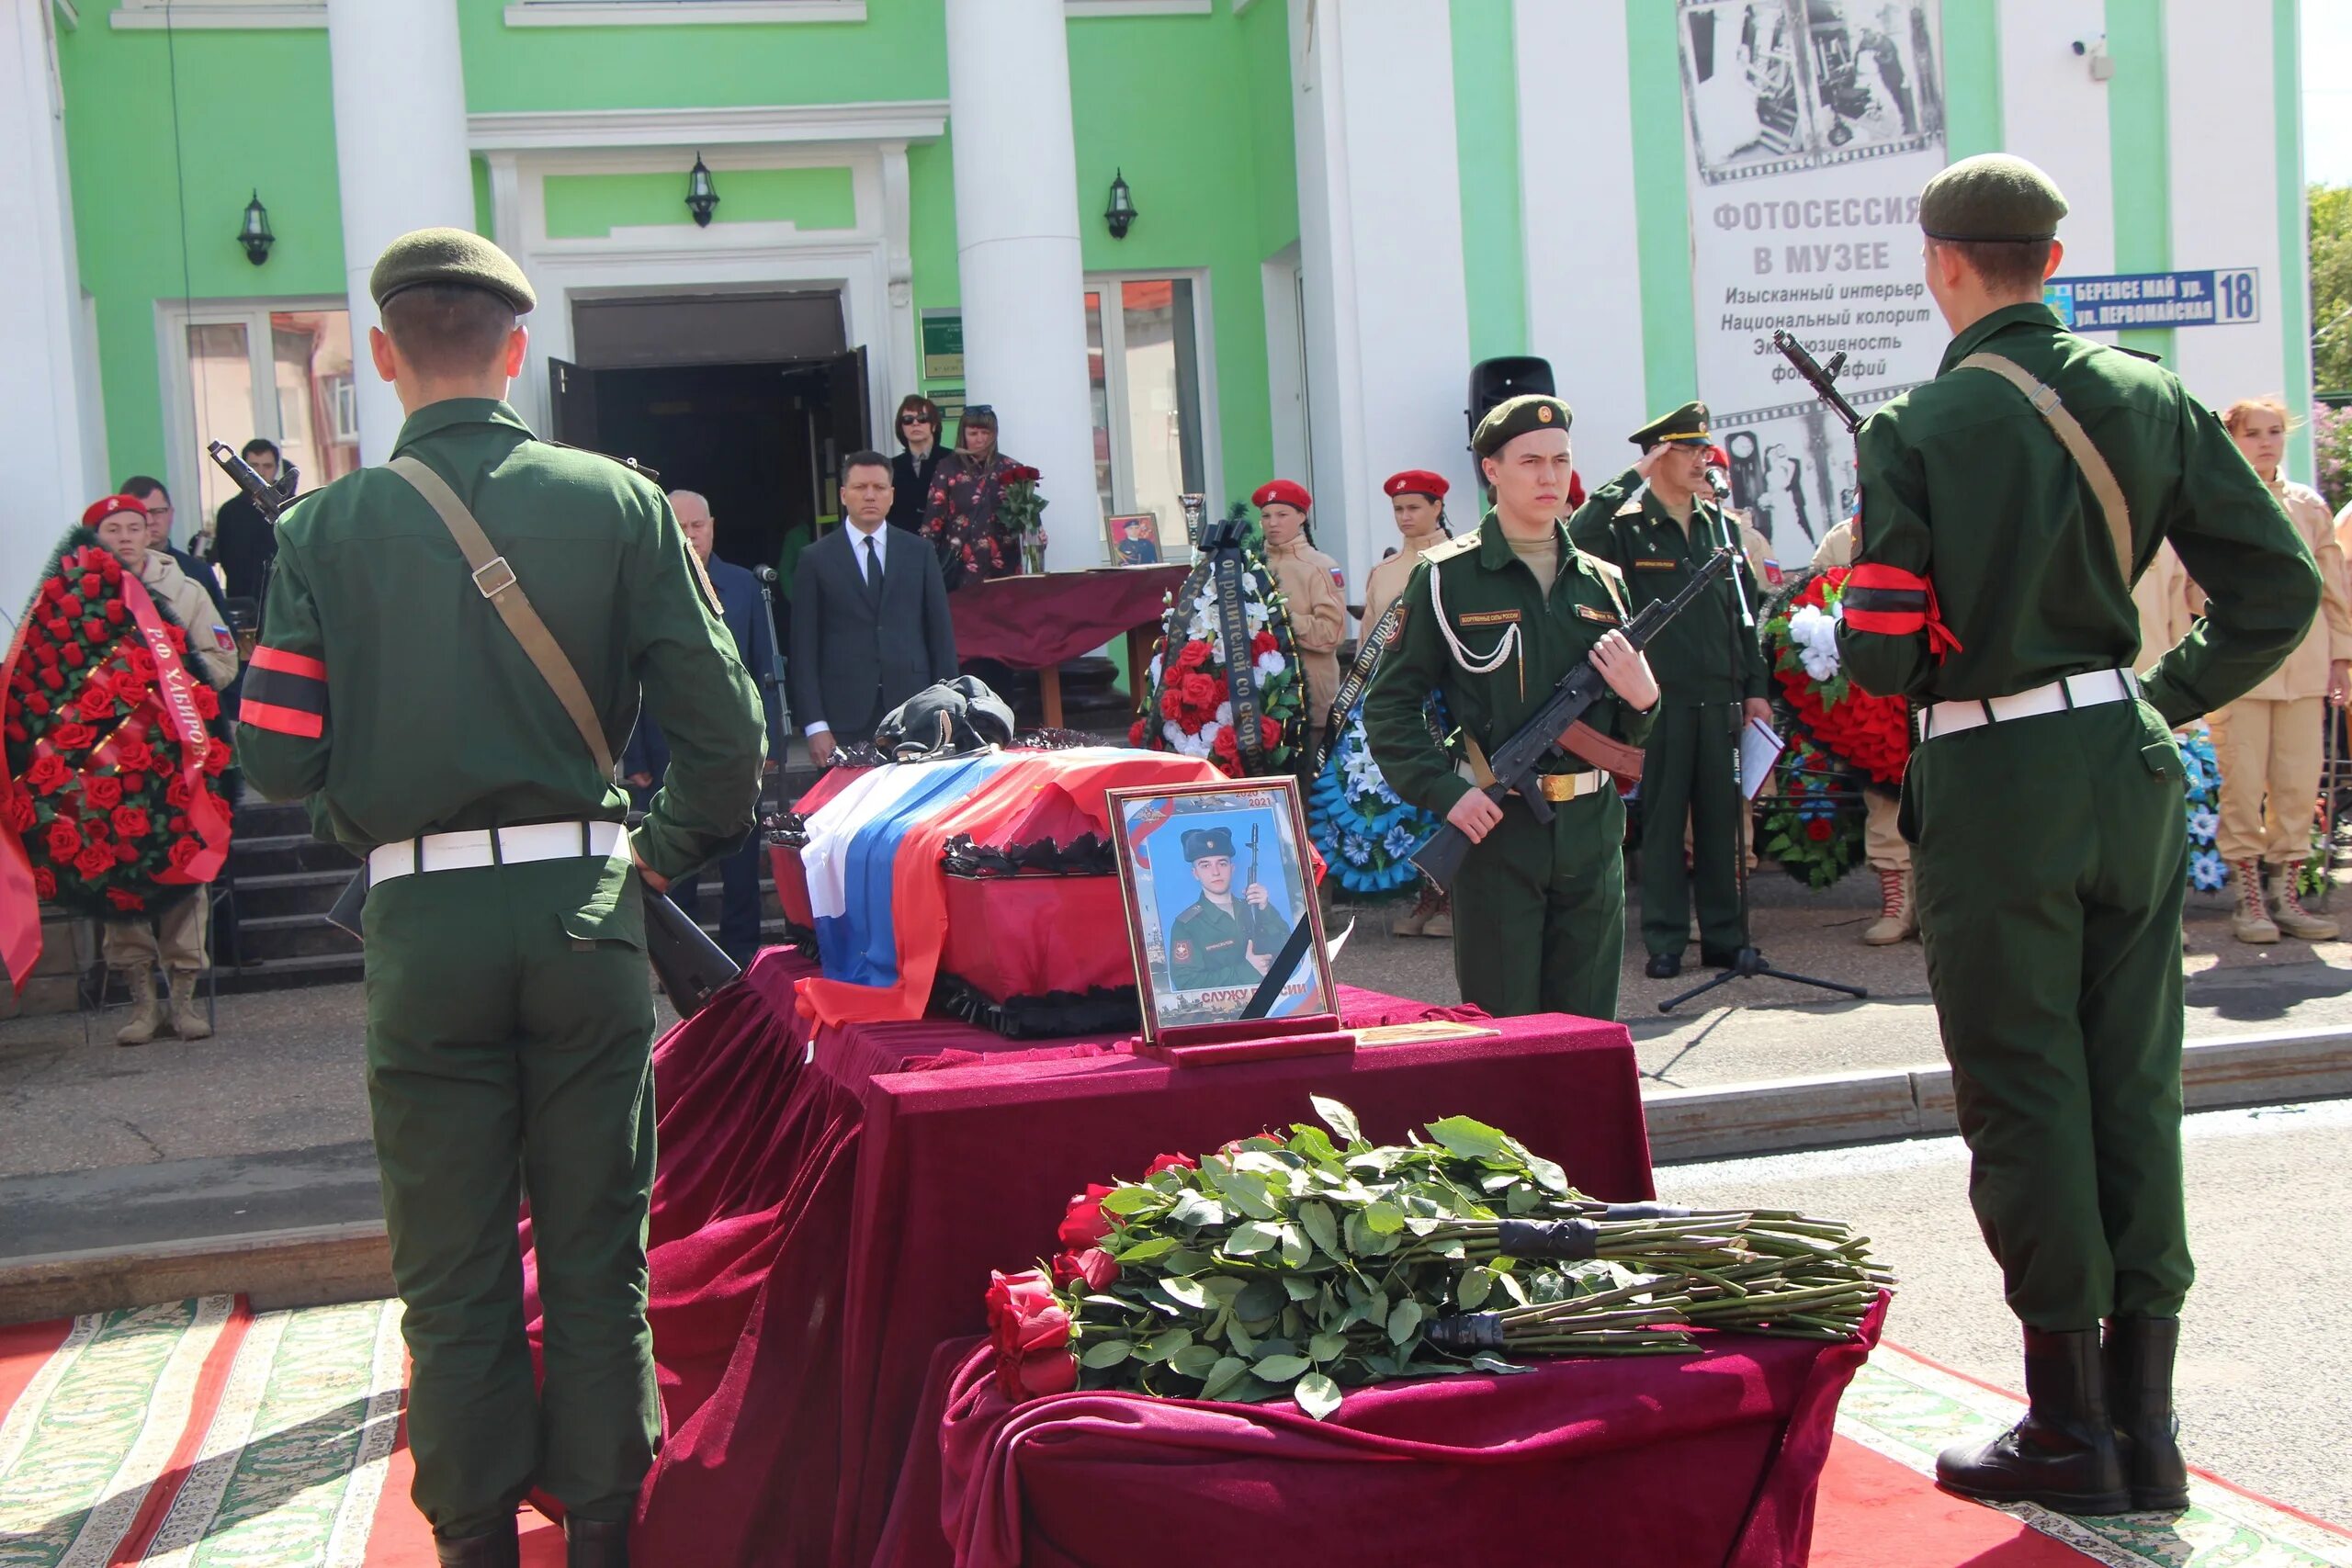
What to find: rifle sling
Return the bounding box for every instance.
[386,455,616,779]
[1955,353,2132,582]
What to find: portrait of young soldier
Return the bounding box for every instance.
[1164,824,1287,991]
[1837,154,2317,1517]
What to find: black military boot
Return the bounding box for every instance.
[566,1516,630,1568]
[433,1522,520,1568]
[1936,1326,2130,1515]
[2105,1315,2190,1510]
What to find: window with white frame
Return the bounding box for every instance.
[164,302,360,541]
[110,0,325,30]
[503,0,867,25]
[1084,276,1212,548]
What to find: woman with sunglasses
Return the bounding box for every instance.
[921,404,1025,589]
[888,394,947,535]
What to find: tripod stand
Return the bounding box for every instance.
[1659,511,1865,1013]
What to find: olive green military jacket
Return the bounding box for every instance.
[1167,892,1288,991]
[235,399,766,892]
[1364,515,1657,818]
[1569,472,1770,705]
[1837,303,2318,728]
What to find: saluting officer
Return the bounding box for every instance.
[236,230,765,1568]
[1364,395,1660,1021]
[1838,156,2316,1516]
[1570,402,1771,980]
[1165,826,1287,990]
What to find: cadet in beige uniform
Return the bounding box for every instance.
[1252,479,1347,757]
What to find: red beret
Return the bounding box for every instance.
[1383,470,1449,500]
[1252,479,1312,513]
[82,494,149,528]
[1566,470,1587,510]
[1705,445,1731,470]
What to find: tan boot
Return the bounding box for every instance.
[1861,867,1917,945]
[2230,860,2279,943]
[2272,863,2339,941]
[1421,898,1453,940]
[167,968,212,1040]
[115,969,164,1046]
[1389,885,1433,938]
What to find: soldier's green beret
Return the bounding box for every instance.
[1918,154,2069,243]
[1181,826,1236,863]
[1631,400,1712,449]
[369,227,537,313]
[1473,394,1574,457]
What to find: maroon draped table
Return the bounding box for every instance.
[945,566,1187,727]
[525,947,1653,1567]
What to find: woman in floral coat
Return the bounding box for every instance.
[920,405,1025,589]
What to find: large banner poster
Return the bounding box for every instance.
[1678,0,1949,566]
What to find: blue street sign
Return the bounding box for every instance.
[2045,269,2260,331]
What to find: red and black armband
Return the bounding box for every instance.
[1842,563,1962,658]
[240,647,327,739]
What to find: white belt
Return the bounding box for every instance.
[368,820,625,883]
[1918,669,2137,741]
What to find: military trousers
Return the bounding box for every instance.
[363,855,660,1538]
[2211,694,2325,865]
[1906,700,2193,1330]
[1638,702,1744,957]
[1450,784,1624,1021]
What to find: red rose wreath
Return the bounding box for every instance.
[1762,569,1910,785]
[0,529,233,984]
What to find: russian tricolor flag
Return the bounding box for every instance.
[794,748,1219,1027]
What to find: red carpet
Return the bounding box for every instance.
[1813,1438,2091,1566]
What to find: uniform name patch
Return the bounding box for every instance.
[1455,609,1521,627]
[1574,604,1619,625]
[1634,558,1679,571]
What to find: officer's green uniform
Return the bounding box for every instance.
[1838,184,2316,1334]
[1365,396,1656,1021]
[1166,826,1285,989]
[1569,402,1770,964]
[236,231,764,1540]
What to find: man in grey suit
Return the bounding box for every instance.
[789,449,959,764]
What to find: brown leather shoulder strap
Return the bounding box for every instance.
[1956,351,2133,581]
[385,455,616,779]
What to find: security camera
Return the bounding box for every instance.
[2073,35,2113,80]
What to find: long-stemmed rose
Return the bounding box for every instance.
[986,1268,1080,1399]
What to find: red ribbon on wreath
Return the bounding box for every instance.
[119,570,231,885]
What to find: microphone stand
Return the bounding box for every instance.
[752,565,791,825]
[1659,491,1864,1012]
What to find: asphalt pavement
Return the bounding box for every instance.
[1661,1098,2352,1529]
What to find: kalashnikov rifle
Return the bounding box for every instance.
[1771,330,1862,434]
[1410,548,1738,892]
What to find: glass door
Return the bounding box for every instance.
[1084,275,1213,560]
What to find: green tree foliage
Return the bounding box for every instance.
[2314,184,2352,396]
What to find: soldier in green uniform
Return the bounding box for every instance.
[1163,826,1287,990]
[1365,395,1660,1021]
[236,230,765,1568]
[1838,156,2316,1516]
[1569,401,1771,979]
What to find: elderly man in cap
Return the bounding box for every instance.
[1365,395,1659,1021]
[1838,153,2315,1516]
[1165,825,1288,991]
[1570,401,1770,980]
[235,228,765,1567]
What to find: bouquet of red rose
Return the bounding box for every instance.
[984,1100,1888,1420]
[0,530,234,955]
[1127,521,1307,777]
[1762,568,1909,785]
[998,464,1048,574]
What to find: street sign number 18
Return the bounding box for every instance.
[2214,269,2259,324]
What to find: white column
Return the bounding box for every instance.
[944,0,1101,571]
[0,0,100,616]
[1998,0,2117,276]
[1289,0,1473,590]
[326,0,476,463]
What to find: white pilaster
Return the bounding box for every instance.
[325,0,476,461]
[1288,0,1472,588]
[943,0,1100,571]
[1997,0,2117,276]
[1,0,100,615]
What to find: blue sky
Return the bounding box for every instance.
[2306,4,2352,186]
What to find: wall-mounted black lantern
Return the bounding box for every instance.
[238,191,275,265]
[685,154,720,228]
[1103,169,1137,241]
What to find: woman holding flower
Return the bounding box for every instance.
[921,405,1028,589]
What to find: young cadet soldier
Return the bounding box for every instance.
[1837,156,2317,1517]
[236,230,765,1568]
[1164,826,1287,990]
[1365,395,1660,1021]
[1570,402,1771,979]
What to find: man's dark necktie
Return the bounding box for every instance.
[864,533,884,603]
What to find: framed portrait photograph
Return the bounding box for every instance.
[1106,776,1335,1043]
[1104,512,1164,566]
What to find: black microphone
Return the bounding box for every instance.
[753,565,779,584]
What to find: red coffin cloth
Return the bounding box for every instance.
[911,1298,1886,1568]
[947,566,1189,670]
